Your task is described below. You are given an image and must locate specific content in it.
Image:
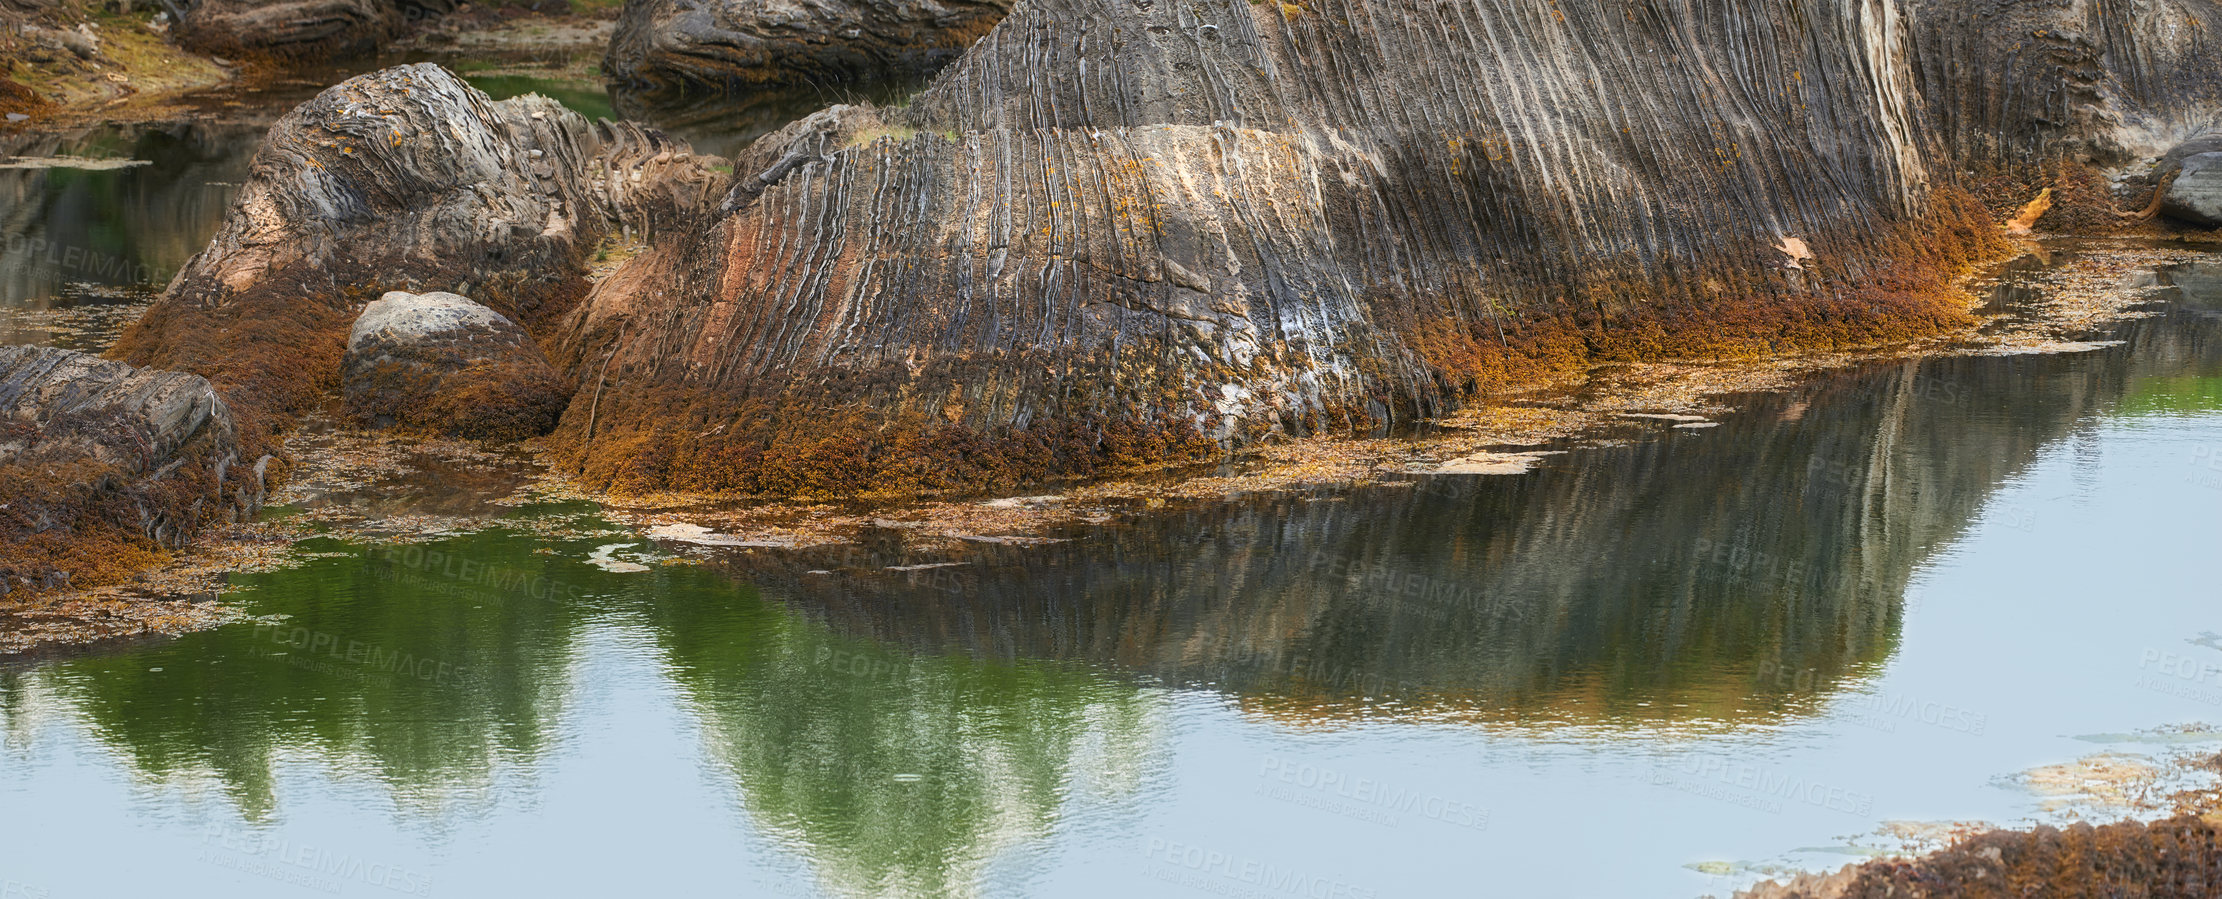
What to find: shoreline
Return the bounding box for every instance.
[4,236,2203,656]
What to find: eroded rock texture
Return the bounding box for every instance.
[110,64,634,437]
[566,0,2201,495]
[177,0,455,62]
[603,0,1012,96]
[0,346,266,591]
[1909,0,2222,166]
[343,291,569,441]
[2162,152,2222,226]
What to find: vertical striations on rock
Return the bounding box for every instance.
[559,0,2148,496]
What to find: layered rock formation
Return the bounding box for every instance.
[603,0,1012,97]
[83,65,720,579]
[342,291,569,441]
[0,346,266,592]
[563,0,2140,495]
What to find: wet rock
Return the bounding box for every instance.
[603,0,1011,96]
[342,291,569,442]
[0,345,266,591]
[2160,152,2222,227]
[109,64,614,438]
[177,0,454,63]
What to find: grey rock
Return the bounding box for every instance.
[2161,152,2222,227]
[0,345,231,475]
[342,291,569,442]
[0,346,265,586]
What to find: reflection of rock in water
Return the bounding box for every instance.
[707,292,2222,730]
[0,122,262,312]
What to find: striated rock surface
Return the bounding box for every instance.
[0,346,267,592]
[563,0,2201,495]
[603,0,1011,97]
[1908,0,2222,166]
[343,291,569,441]
[176,0,455,63]
[2160,152,2222,227]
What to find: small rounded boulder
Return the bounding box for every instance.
[341,291,570,442]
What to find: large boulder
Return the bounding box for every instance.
[602,0,1012,97]
[554,0,2073,497]
[2160,152,2222,227]
[342,291,568,441]
[0,345,267,593]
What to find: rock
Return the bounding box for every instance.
[0,346,266,591]
[342,291,568,442]
[176,0,454,63]
[565,0,2150,496]
[2160,152,2222,227]
[1909,0,2222,164]
[603,0,1012,97]
[109,64,620,439]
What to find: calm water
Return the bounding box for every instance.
[2,251,2220,897]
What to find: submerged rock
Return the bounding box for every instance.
[2160,152,2222,227]
[603,0,1011,96]
[343,291,568,442]
[0,346,265,592]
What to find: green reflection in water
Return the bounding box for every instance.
[14,502,1157,897]
[47,519,606,819]
[647,573,1160,897]
[2118,375,2222,416]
